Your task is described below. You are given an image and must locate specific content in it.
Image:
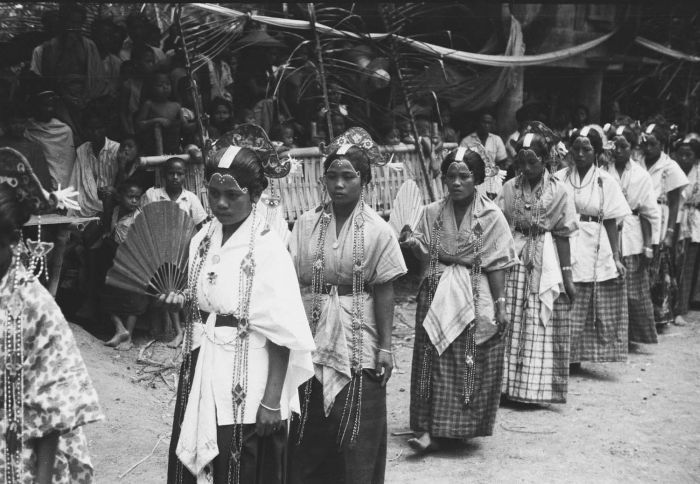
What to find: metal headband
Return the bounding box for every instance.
[329,157,359,175]
[616,126,625,136]
[218,146,241,169]
[207,172,248,193]
[454,146,467,162]
[336,144,353,155]
[448,161,472,177]
[580,126,591,137]
[523,133,535,148]
[645,123,656,134]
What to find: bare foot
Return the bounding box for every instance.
[407,432,440,454]
[673,315,687,327]
[116,339,134,351]
[104,331,129,348]
[167,332,183,349]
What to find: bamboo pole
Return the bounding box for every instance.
[308,3,334,142]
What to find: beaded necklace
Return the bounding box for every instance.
[418,195,483,405]
[510,173,545,367]
[175,206,258,484]
[2,247,28,484]
[297,196,367,447]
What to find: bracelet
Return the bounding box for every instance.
[494,297,506,305]
[666,228,675,234]
[260,402,281,412]
[561,266,572,272]
[378,348,393,354]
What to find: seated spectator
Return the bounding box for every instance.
[0,103,53,190]
[397,116,414,144]
[238,107,257,126]
[207,97,235,139]
[439,103,459,143]
[459,111,508,169]
[24,90,76,190]
[119,43,156,135]
[70,108,120,218]
[381,125,405,147]
[135,71,184,155]
[271,121,299,149]
[99,179,148,350]
[30,3,108,102]
[120,12,166,64]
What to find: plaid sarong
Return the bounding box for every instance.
[410,280,505,439]
[624,255,657,344]
[650,246,677,325]
[675,241,699,316]
[502,263,571,404]
[570,278,628,363]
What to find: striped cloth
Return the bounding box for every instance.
[570,279,628,363]
[650,246,676,325]
[624,254,657,344]
[502,262,571,403]
[675,241,700,316]
[410,281,505,439]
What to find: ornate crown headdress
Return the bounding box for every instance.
[213,123,291,178]
[320,126,388,166]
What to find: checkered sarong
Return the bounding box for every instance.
[501,263,571,403]
[675,241,699,315]
[570,278,628,363]
[624,255,657,344]
[410,280,505,439]
[650,247,676,325]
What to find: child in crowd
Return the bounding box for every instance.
[175,76,200,146]
[439,103,459,142]
[119,43,156,135]
[115,135,155,190]
[101,180,148,350]
[381,125,404,146]
[207,96,235,139]
[271,121,298,149]
[141,157,207,347]
[135,71,184,155]
[238,107,257,125]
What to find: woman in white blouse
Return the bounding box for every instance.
[161,140,315,484]
[554,125,631,365]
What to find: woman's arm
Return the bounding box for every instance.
[486,268,508,335]
[373,281,395,387]
[603,218,626,277]
[555,236,576,303]
[34,432,59,484]
[664,187,683,247]
[256,341,289,437]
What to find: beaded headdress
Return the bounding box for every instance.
[321,126,388,166]
[455,141,498,177]
[213,123,292,179]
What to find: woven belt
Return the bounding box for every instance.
[515,226,546,237]
[320,284,369,296]
[579,214,602,223]
[199,310,239,327]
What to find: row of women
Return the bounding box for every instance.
[2,116,698,483]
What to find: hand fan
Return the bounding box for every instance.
[389,180,424,236]
[106,201,198,296]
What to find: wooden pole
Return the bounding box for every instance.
[308,3,334,142]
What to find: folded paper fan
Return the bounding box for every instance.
[389,180,424,236]
[106,201,198,296]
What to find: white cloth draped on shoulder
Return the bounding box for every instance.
[176,215,315,481]
[538,232,563,327]
[643,152,689,244]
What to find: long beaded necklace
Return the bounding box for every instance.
[418,195,483,405]
[510,173,545,368]
[297,195,367,447]
[2,246,27,484]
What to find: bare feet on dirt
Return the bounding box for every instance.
[104,331,129,348]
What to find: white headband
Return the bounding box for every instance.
[455,146,467,162]
[580,126,591,137]
[616,126,625,136]
[523,133,534,148]
[603,123,611,132]
[645,124,656,134]
[337,144,353,155]
[218,146,242,168]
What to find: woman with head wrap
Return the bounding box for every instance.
[673,134,700,323]
[641,121,689,327]
[0,147,102,483]
[554,125,631,366]
[287,128,407,484]
[497,123,578,404]
[400,145,518,453]
[603,125,661,344]
[160,125,315,484]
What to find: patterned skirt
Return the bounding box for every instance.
[624,255,657,344]
[650,246,677,325]
[675,241,700,315]
[570,278,628,363]
[502,262,571,404]
[410,280,505,439]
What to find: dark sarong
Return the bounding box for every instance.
[675,240,700,315]
[410,280,505,439]
[624,255,657,344]
[649,246,677,325]
[502,262,571,404]
[288,371,387,484]
[570,278,628,363]
[167,349,287,484]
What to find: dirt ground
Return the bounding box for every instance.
[75,275,700,483]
